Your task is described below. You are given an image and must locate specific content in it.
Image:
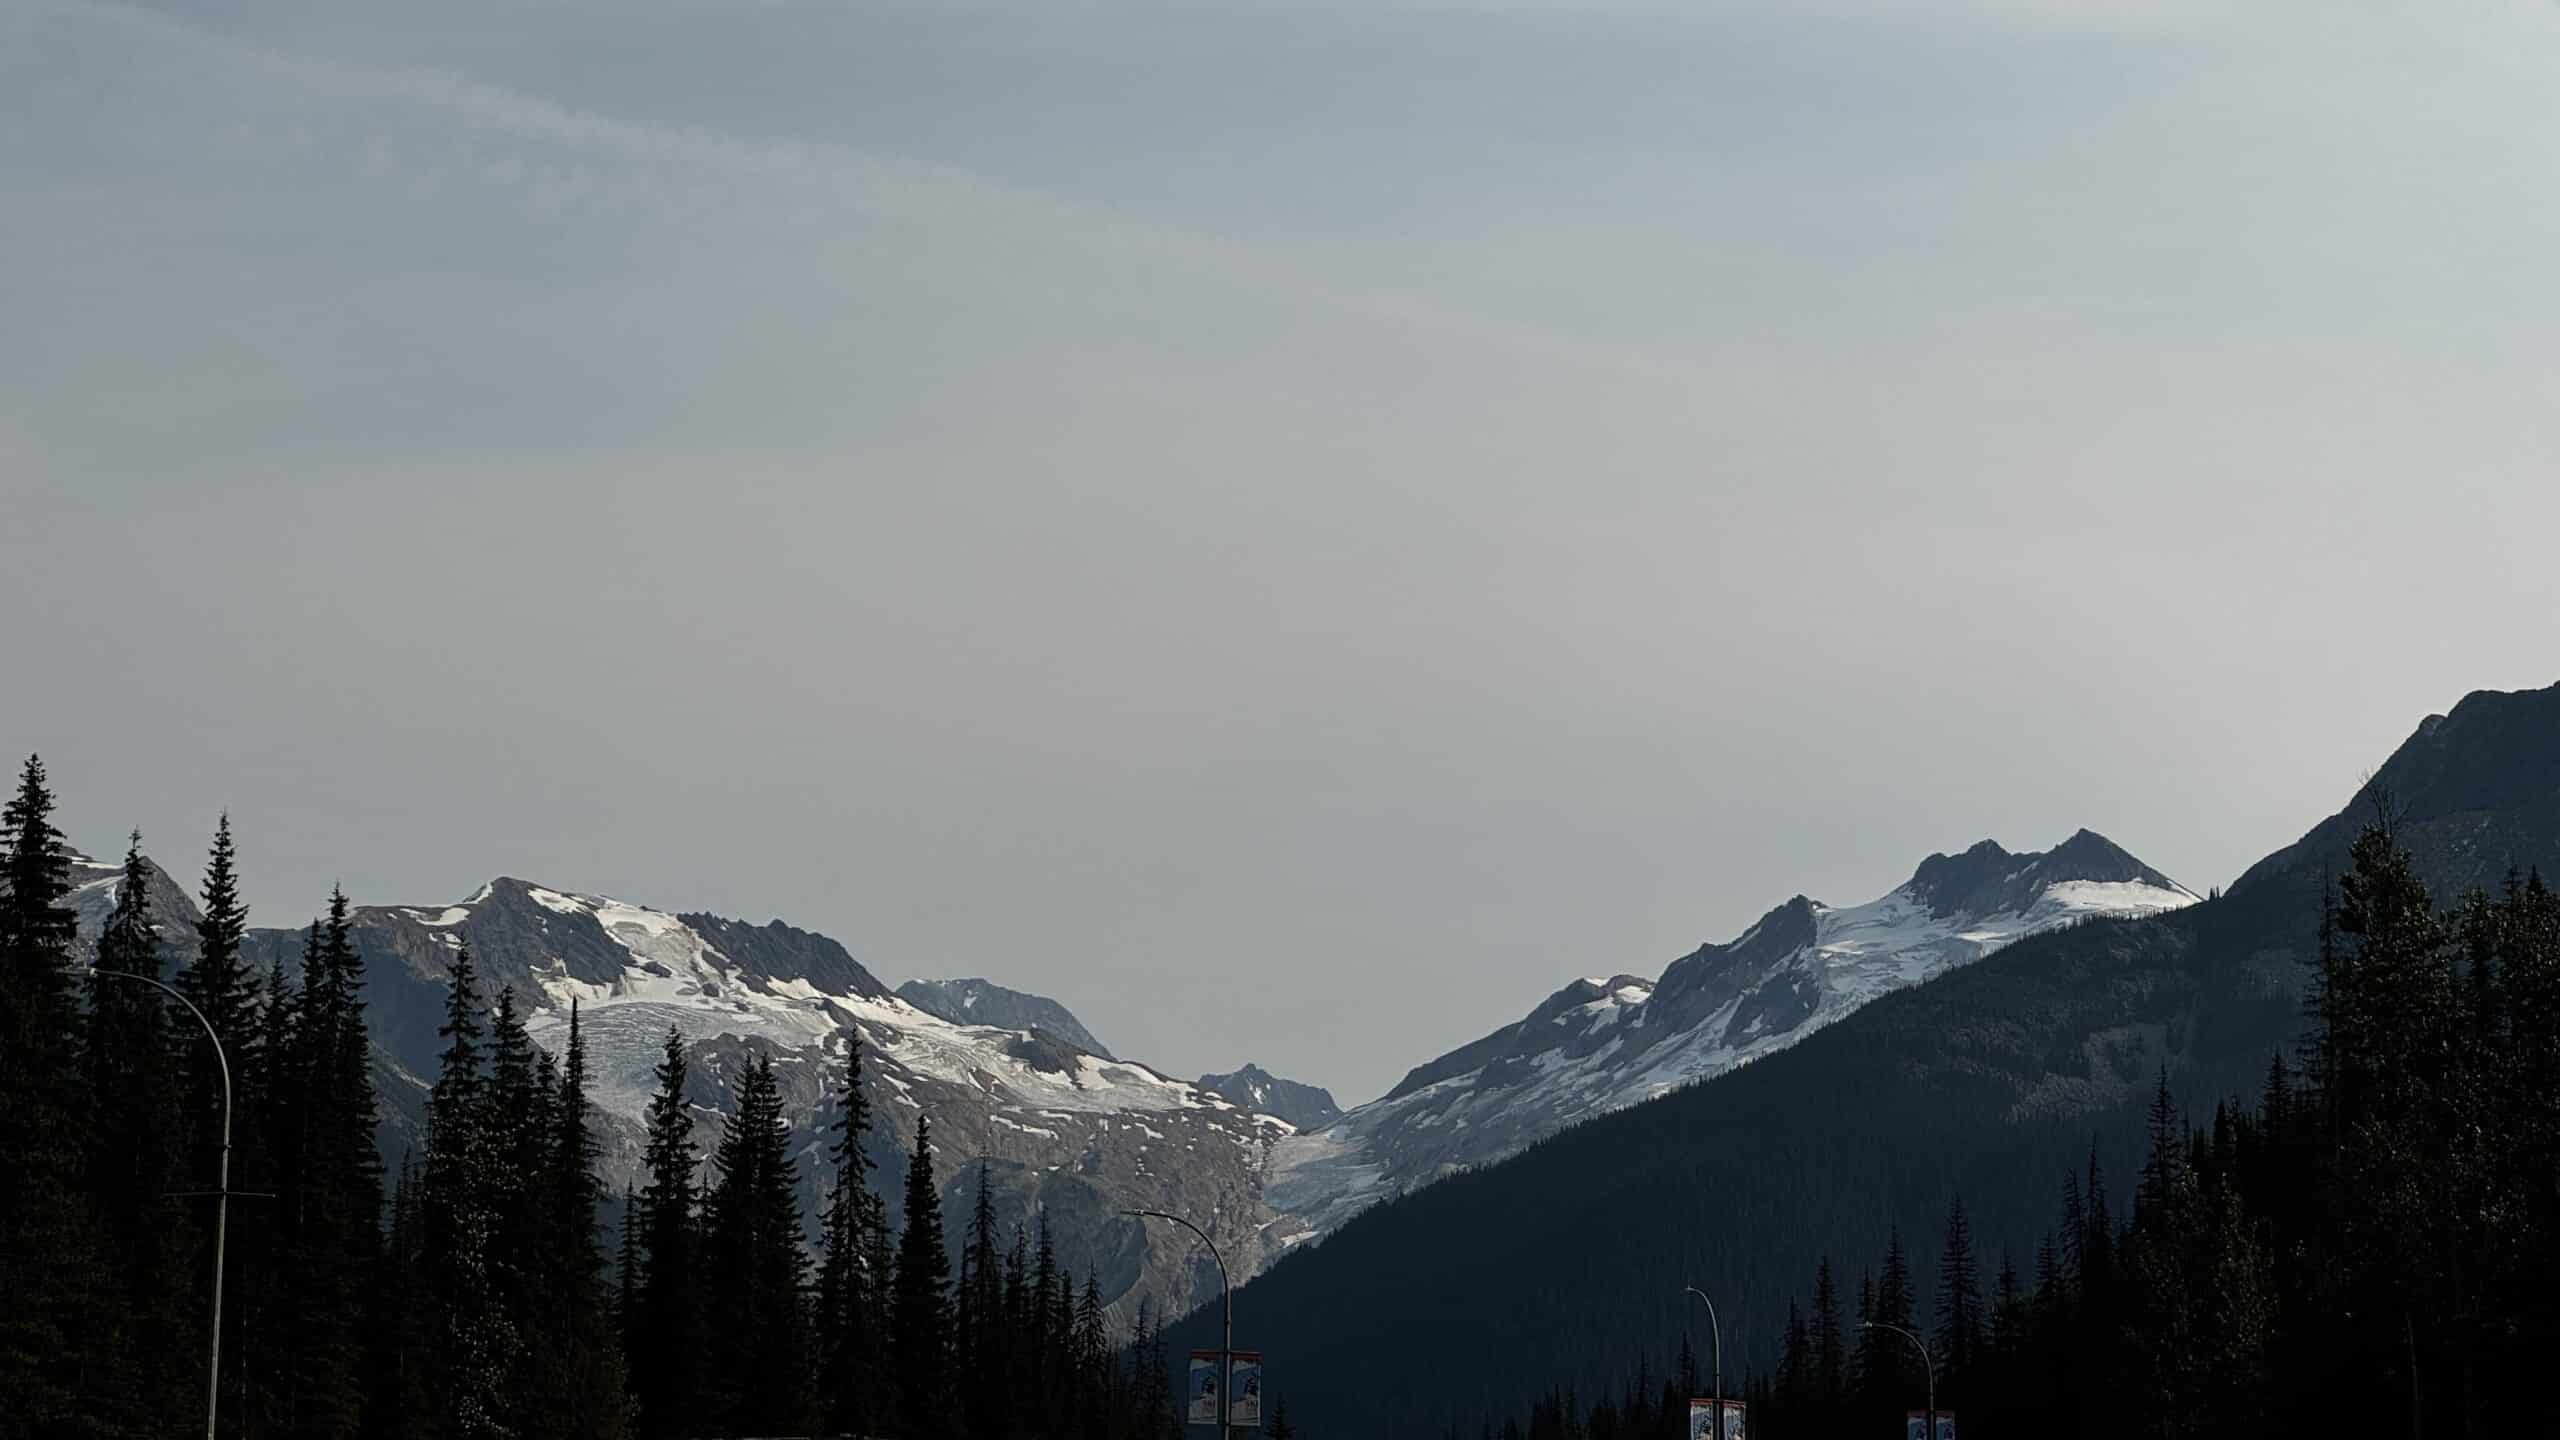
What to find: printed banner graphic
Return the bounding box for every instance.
[1186,1352,1221,1426]
[1903,1413,1957,1440]
[1685,1398,1747,1440]
[1227,1352,1264,1427]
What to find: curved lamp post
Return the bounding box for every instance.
[1127,1209,1232,1435]
[1862,1319,1936,1440]
[95,969,231,1440]
[1683,1286,1724,1440]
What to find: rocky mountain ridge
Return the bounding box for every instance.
[895,977,1116,1060]
[1264,829,2199,1239]
[1198,1064,1343,1131]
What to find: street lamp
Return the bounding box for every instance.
[1861,1320,1936,1440]
[1682,1286,1724,1440]
[94,969,232,1440]
[1126,1209,1233,1436]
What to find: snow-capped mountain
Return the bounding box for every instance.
[1266,830,2199,1239]
[895,977,1117,1060]
[1198,1064,1342,1132]
[207,876,1308,1323]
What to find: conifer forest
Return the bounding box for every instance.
[15,737,2560,1438]
[0,756,1194,1440]
[1464,821,2560,1440]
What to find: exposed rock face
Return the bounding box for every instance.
[1197,1064,1341,1132]
[1265,831,2199,1240]
[896,977,1115,1060]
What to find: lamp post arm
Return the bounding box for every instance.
[96,968,230,1120]
[1684,1286,1724,1440]
[1128,1209,1234,1436]
[1862,1321,1936,1437]
[94,968,231,1440]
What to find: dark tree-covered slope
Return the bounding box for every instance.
[1173,683,2560,1438]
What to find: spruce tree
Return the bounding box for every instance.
[0,755,99,1429]
[615,1182,642,1361]
[1126,1292,1171,1440]
[958,1160,1006,1439]
[176,814,255,1182]
[704,1051,811,1436]
[1932,1198,1981,1411]
[633,1028,703,1440]
[893,1114,954,1435]
[238,932,303,1436]
[179,813,270,1433]
[424,943,511,1440]
[816,1026,887,1437]
[1034,1207,1065,1409]
[83,832,196,1431]
[552,1002,626,1440]
[1074,1269,1106,1439]
[278,885,382,1438]
[1810,1255,1844,1417]
[488,987,563,1438]
[1002,1222,1034,1433]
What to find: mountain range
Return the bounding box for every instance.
[63,869,1311,1322]
[1165,681,2560,1436]
[58,825,2203,1328]
[63,678,2552,1420]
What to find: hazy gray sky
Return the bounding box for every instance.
[9,0,2558,1103]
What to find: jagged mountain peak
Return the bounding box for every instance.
[1905,829,2188,919]
[1198,1063,1344,1131]
[1271,828,2197,1240]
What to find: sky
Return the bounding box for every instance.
[7,0,2559,1106]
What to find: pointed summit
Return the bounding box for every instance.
[1907,830,2190,919]
[1197,1064,1343,1131]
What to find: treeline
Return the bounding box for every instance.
[3,757,385,1437]
[0,755,1221,1440]
[1491,816,2560,1438]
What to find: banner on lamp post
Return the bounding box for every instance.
[1685,1398,1747,1440]
[1903,1413,1956,1440]
[1227,1352,1264,1427]
[1186,1352,1221,1426]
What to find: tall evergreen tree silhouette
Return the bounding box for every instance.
[633,1027,702,1440]
[424,943,511,1440]
[1933,1198,1981,1412]
[893,1114,953,1435]
[490,987,560,1435]
[551,1001,626,1440]
[273,885,383,1439]
[0,755,99,1429]
[83,832,196,1431]
[1810,1255,1844,1419]
[177,812,271,1432]
[816,1026,888,1436]
[958,1160,1006,1439]
[703,1051,810,1436]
